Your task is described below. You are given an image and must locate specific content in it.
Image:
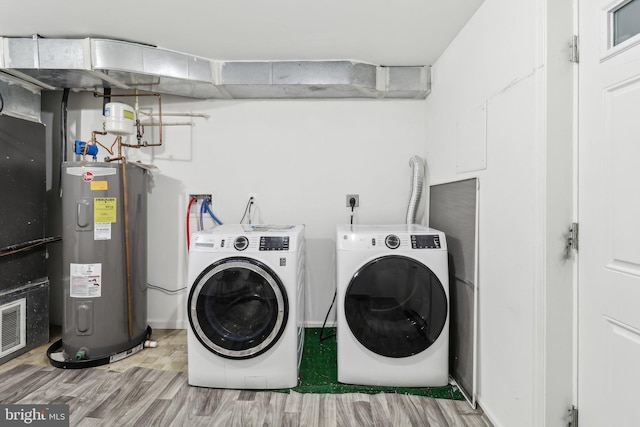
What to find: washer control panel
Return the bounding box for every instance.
[190,225,301,253]
[411,234,441,249]
[259,236,290,251]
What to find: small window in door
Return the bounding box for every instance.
[613,0,640,46]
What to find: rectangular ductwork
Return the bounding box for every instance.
[0,73,41,122]
[0,37,430,99]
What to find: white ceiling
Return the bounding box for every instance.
[1,0,483,66]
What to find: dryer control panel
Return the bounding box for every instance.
[336,224,447,251]
[411,234,441,249]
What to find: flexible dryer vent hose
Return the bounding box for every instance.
[406,156,425,224]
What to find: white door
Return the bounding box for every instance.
[579,0,640,425]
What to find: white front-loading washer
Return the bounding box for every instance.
[336,224,449,387]
[187,224,305,389]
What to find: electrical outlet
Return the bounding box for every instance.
[346,194,359,208]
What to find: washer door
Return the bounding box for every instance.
[345,255,447,358]
[188,257,288,360]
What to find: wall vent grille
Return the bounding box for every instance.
[0,298,26,358]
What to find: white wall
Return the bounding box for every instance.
[55,93,429,329]
[424,0,573,426]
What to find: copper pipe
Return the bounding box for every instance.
[105,157,124,163]
[80,131,107,161]
[121,157,134,339]
[104,135,133,335]
[104,136,125,163]
[94,141,114,154]
[121,139,143,148]
[99,136,119,154]
[90,131,119,155]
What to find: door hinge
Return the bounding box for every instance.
[570,35,579,63]
[568,405,578,427]
[567,222,579,252]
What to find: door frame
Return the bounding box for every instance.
[531,0,578,425]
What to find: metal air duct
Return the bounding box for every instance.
[0,37,431,100]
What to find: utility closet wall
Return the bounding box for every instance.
[43,92,429,330]
[423,0,573,426]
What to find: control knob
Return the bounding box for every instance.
[234,236,249,251]
[385,234,400,249]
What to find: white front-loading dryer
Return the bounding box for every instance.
[187,224,305,389]
[336,224,449,387]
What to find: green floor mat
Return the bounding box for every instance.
[288,328,463,400]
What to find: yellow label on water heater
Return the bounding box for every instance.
[90,181,108,191]
[94,197,117,223]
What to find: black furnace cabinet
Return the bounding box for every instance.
[0,113,49,364]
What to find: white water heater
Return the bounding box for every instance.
[104,102,135,135]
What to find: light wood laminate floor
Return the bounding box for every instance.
[0,329,493,427]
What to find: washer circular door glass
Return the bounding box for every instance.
[188,257,288,359]
[345,255,447,358]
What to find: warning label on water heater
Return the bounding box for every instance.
[94,197,117,223]
[94,222,112,240]
[70,263,102,298]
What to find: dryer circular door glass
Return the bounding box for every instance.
[188,257,288,360]
[345,255,447,358]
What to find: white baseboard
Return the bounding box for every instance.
[304,321,337,328]
[148,319,188,330]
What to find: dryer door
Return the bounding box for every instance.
[345,255,447,358]
[188,257,288,359]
